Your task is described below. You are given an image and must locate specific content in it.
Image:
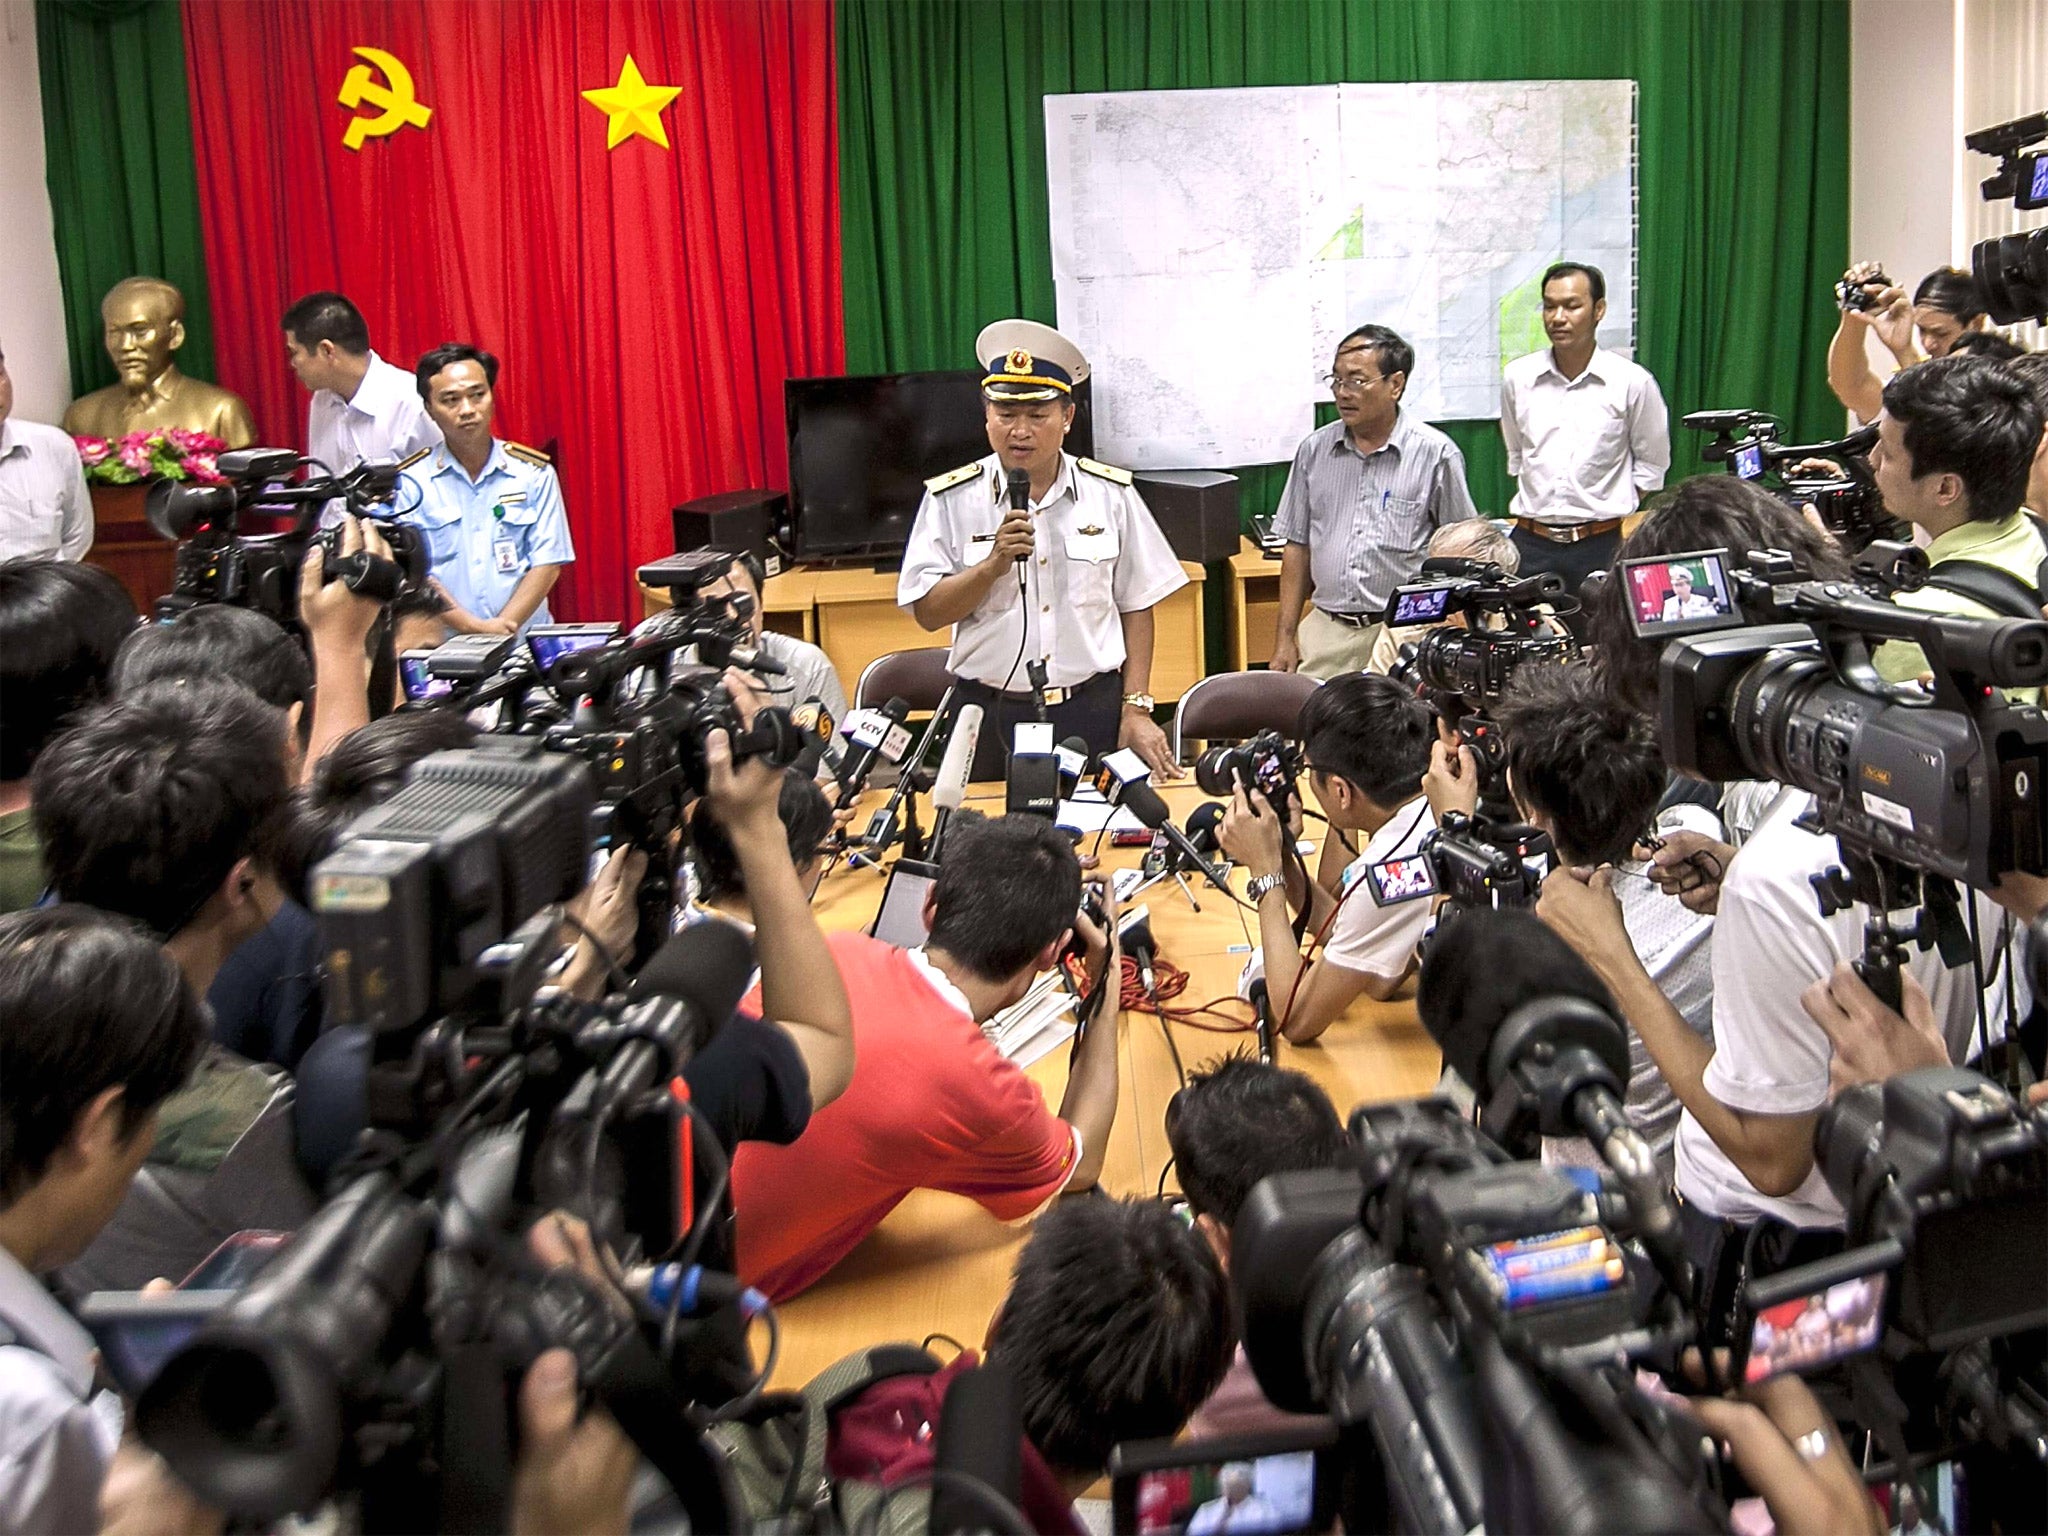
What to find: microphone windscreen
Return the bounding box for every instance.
[629,921,758,1028]
[1119,778,1172,829]
[1185,800,1226,847]
[932,704,984,811]
[1414,909,1614,1096]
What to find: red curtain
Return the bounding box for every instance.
[181,0,843,620]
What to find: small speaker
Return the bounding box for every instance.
[671,490,791,573]
[1133,470,1241,564]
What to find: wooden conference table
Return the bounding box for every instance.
[758,779,1443,1387]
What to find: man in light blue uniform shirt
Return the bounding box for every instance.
[397,342,574,634]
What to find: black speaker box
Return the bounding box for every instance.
[671,489,791,573]
[1133,470,1241,564]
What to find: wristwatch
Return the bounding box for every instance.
[1246,872,1287,904]
[1121,691,1156,712]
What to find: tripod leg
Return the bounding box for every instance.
[1172,870,1202,913]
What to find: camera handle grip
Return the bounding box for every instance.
[1853,925,1906,1013]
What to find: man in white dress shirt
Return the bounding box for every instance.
[283,292,440,513]
[0,347,92,565]
[899,320,1187,781]
[1499,261,1670,613]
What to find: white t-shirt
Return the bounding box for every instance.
[1321,798,1437,981]
[1674,789,2019,1228]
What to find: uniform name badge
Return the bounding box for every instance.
[493,537,521,574]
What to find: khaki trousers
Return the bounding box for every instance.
[1296,606,1385,680]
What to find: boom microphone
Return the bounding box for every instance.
[926,704,985,862]
[836,698,913,800]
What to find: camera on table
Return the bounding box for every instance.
[1644,542,2048,1006]
[142,747,755,1529]
[1967,111,2048,322]
[145,447,426,626]
[1683,407,1904,553]
[1194,728,1303,815]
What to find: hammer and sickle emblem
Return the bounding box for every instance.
[1005,347,1032,374]
[338,46,433,152]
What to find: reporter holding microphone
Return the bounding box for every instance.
[898,319,1186,781]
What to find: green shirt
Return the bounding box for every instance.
[1875,512,2046,701]
[0,807,44,914]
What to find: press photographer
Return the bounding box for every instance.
[1827,263,1991,423]
[1216,673,1436,1044]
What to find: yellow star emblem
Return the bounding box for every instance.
[582,54,681,150]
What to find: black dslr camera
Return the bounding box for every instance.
[145,447,427,626]
[1194,728,1303,816]
[1835,267,1894,313]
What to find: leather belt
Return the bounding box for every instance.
[1513,516,1623,545]
[969,681,1075,706]
[1315,607,1377,628]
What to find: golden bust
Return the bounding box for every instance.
[61,277,257,447]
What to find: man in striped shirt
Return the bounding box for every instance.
[1269,325,1478,678]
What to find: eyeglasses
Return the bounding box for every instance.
[1322,371,1385,396]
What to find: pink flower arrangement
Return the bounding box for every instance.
[74,429,229,487]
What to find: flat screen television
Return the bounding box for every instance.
[784,369,1094,564]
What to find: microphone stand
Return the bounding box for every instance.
[861,685,956,860]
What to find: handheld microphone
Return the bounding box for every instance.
[1004,467,1031,560]
[926,704,984,862]
[836,697,913,800]
[1092,749,1236,896]
[789,697,842,779]
[1123,910,1159,1000]
[1248,978,1275,1062]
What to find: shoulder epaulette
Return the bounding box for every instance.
[924,462,982,495]
[504,441,552,467]
[1076,456,1133,486]
[395,446,431,472]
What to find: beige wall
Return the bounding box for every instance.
[0,0,71,425]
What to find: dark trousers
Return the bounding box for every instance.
[1509,525,1622,638]
[952,669,1123,783]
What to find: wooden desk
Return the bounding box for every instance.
[639,567,820,643]
[761,781,1441,1386]
[1226,537,1305,671]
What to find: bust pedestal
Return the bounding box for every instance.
[84,483,176,617]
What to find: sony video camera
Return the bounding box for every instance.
[1415,810,1556,913]
[1232,1042,1715,1534]
[1966,111,2048,323]
[1642,543,2048,1006]
[145,447,427,626]
[144,746,760,1529]
[1683,408,1904,554]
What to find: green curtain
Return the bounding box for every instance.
[839,0,1850,524]
[36,0,215,399]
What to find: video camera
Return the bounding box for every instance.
[145,447,427,626]
[138,744,759,1530]
[1966,111,2048,322]
[1415,810,1556,913]
[1682,408,1905,553]
[1640,543,2048,1006]
[1231,989,1716,1534]
[395,551,807,962]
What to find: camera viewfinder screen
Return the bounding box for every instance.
[1744,1270,1888,1383]
[528,626,619,672]
[1390,585,1454,626]
[1622,553,1735,636]
[1133,1451,1318,1535]
[399,654,454,701]
[1733,443,1766,481]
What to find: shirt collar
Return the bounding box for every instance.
[985,453,1075,512]
[1539,346,1610,387]
[341,351,402,417]
[0,1244,97,1398]
[1925,510,2029,563]
[0,419,24,462]
[907,946,976,1021]
[434,438,509,484]
[1333,409,1412,460]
